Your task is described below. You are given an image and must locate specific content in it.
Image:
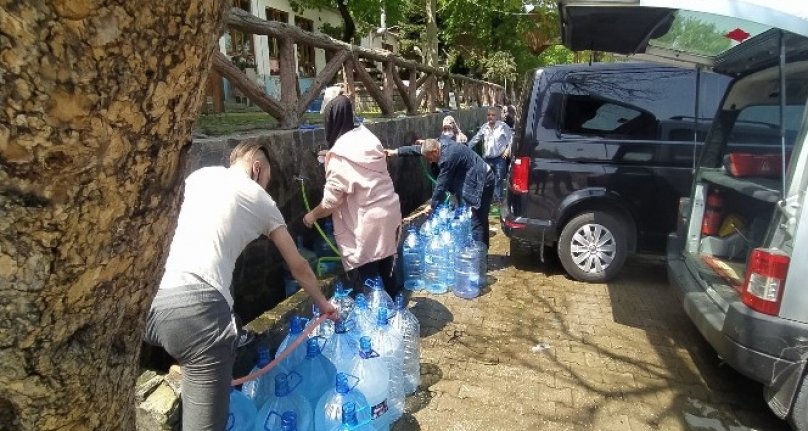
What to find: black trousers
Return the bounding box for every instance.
[345,255,399,299]
[471,174,495,248]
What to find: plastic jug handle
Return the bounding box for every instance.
[287,370,303,392]
[264,411,282,430]
[345,373,361,392]
[226,413,235,431]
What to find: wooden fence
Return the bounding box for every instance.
[213,8,504,129]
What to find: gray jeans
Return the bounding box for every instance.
[144,284,237,431]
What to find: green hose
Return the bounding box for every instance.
[299,179,340,257]
[420,157,437,185]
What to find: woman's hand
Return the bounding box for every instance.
[303,212,317,229]
[383,149,398,157]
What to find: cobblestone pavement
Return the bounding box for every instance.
[393,222,790,431]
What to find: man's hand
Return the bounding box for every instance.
[303,212,316,229]
[383,149,398,157]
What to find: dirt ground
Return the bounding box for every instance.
[393,220,790,431]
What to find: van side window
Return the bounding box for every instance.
[561,95,658,139]
[727,105,805,148]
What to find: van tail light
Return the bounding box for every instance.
[741,248,790,316]
[511,157,530,194]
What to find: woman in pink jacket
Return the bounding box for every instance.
[303,95,402,296]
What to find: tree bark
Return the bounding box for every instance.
[335,0,355,43]
[425,0,439,68]
[0,1,227,430]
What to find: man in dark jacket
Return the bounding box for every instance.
[387,137,495,247]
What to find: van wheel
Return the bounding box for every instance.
[789,375,808,431]
[558,211,629,283]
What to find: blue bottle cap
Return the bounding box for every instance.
[335,373,350,394]
[376,308,388,326]
[334,319,347,333]
[395,293,406,310]
[305,337,321,358]
[290,315,304,334]
[342,402,358,425]
[274,373,290,396]
[281,411,297,431]
[355,293,368,309]
[256,346,271,368]
[359,336,372,353]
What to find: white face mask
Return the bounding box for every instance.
[442,131,455,139]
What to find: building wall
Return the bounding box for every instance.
[219,0,342,79]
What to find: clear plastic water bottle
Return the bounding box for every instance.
[255,372,313,431]
[424,231,448,294]
[401,227,425,292]
[351,337,391,431]
[349,294,374,337]
[329,281,355,330]
[276,315,308,371]
[364,276,396,319]
[328,402,375,431]
[321,319,359,373]
[294,337,337,408]
[314,373,371,431]
[475,240,488,288]
[390,294,420,394]
[441,229,456,290]
[243,346,289,409]
[227,387,257,431]
[453,240,481,299]
[310,304,334,340]
[369,308,405,422]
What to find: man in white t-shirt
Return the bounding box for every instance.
[144,142,337,431]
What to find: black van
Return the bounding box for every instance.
[502,62,730,282]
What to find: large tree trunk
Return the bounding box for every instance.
[0,1,227,430]
[335,0,355,43]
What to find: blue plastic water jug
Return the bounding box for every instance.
[314,373,371,431]
[227,387,256,431]
[255,371,313,431]
[327,401,375,431]
[294,337,337,408]
[402,227,425,291]
[243,346,289,409]
[276,315,308,370]
[390,294,421,394]
[369,309,405,422]
[320,319,359,373]
[350,336,392,431]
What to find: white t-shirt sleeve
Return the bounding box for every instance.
[254,192,286,237]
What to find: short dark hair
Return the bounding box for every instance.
[229,142,270,166]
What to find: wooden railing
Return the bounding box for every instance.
[214,7,504,129]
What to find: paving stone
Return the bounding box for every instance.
[397,222,789,430]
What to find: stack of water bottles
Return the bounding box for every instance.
[228,275,421,431]
[401,203,487,299]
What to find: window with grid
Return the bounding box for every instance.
[225,0,255,69]
[265,7,288,75]
[296,17,316,77]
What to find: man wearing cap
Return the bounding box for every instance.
[386,137,495,247]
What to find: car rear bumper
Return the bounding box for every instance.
[667,234,808,388]
[500,196,557,245]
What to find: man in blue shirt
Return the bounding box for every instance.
[387,137,495,247]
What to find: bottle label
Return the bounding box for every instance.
[371,399,389,419]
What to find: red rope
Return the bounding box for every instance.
[231,314,330,386]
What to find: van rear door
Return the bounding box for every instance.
[558,1,808,73]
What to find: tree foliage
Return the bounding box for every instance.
[290,0,406,43]
[653,16,732,55]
